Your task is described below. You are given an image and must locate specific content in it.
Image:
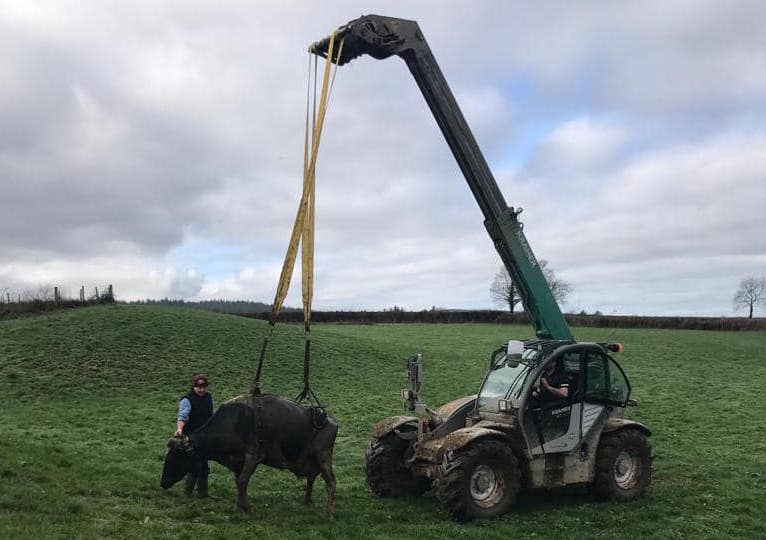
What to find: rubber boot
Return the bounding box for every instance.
[184,474,197,498]
[197,474,209,499]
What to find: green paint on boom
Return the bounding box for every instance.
[311,15,573,341]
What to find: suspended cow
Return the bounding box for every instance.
[160,394,338,513]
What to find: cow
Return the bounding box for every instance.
[160,394,338,514]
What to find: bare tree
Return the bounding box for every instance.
[490,259,572,313]
[540,259,572,306]
[490,267,520,313]
[734,276,766,318]
[36,284,56,302]
[20,288,38,302]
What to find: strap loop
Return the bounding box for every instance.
[251,34,343,399]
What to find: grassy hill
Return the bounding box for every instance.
[1,305,764,539]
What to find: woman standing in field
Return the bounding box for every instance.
[175,374,214,498]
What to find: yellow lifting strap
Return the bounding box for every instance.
[251,33,343,398]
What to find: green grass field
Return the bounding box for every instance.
[1,305,765,539]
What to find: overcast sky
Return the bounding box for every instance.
[2,1,765,316]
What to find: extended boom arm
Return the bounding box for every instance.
[312,15,573,341]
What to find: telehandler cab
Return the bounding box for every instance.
[311,15,652,521]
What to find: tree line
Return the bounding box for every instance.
[128,298,299,314]
[3,270,764,322]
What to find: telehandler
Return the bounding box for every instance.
[311,15,651,521]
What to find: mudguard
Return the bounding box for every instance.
[419,426,509,462]
[434,395,476,419]
[603,417,651,437]
[371,415,417,440]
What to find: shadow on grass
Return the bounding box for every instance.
[514,484,644,513]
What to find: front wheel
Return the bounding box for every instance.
[435,438,520,522]
[365,434,429,498]
[593,429,652,501]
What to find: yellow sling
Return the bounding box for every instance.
[251,34,343,400]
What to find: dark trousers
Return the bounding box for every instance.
[196,459,210,478]
[184,460,210,496]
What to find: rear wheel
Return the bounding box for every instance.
[593,429,652,501]
[435,439,520,522]
[365,434,429,497]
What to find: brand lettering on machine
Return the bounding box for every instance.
[515,230,538,268]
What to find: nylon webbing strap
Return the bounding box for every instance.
[298,37,344,405]
[251,33,343,398]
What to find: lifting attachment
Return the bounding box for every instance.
[250,34,343,406]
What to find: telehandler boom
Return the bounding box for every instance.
[311,15,572,341]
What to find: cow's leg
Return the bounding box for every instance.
[235,451,259,512]
[303,473,317,506]
[184,474,197,498]
[318,450,336,516]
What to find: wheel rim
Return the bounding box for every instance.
[469,465,505,508]
[614,450,639,489]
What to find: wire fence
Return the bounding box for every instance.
[0,284,115,318]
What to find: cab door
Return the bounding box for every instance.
[582,352,632,438]
[523,350,584,455]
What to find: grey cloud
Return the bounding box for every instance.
[512,131,766,276]
[524,117,627,181]
[166,269,205,298]
[1,2,764,314]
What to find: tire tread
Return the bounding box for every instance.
[593,428,652,501]
[435,438,520,522]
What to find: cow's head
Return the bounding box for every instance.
[160,435,199,489]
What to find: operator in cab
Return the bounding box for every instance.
[532,360,570,403]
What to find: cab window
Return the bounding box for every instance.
[560,352,582,401]
[585,353,609,401]
[607,357,631,405]
[475,348,536,410]
[584,353,631,406]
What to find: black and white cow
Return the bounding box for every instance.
[160,394,338,513]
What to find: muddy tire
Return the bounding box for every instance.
[365,434,429,498]
[435,439,520,522]
[593,429,652,501]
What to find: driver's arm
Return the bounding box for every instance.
[541,377,569,398]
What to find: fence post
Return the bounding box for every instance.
[54,287,60,303]
[95,287,99,300]
[80,286,85,303]
[6,292,9,304]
